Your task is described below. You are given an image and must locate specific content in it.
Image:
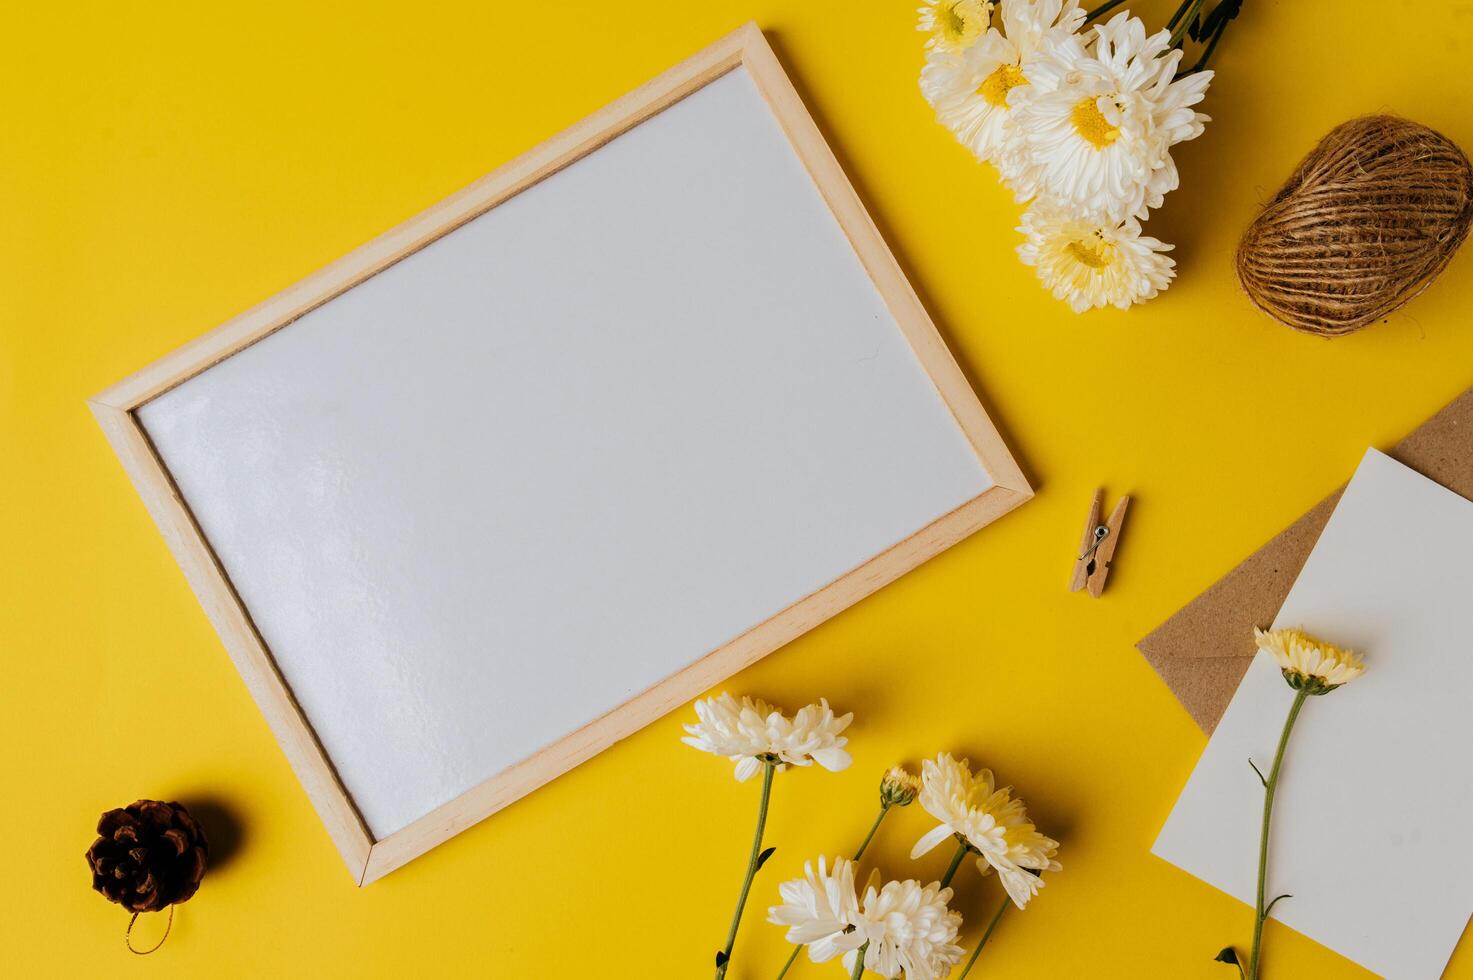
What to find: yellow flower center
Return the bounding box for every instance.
[1065,232,1115,269]
[978,63,1027,109]
[1070,97,1119,149]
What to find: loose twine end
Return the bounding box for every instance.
[125,905,174,955]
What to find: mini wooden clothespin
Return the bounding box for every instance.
[1070,488,1129,597]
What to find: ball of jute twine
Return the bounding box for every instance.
[1236,114,1473,337]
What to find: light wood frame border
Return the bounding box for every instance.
[88,22,1032,886]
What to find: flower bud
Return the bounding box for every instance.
[879,766,921,808]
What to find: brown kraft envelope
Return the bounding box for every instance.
[1136,384,1473,734]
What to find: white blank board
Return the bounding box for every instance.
[137,66,993,839]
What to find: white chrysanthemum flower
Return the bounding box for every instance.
[966,784,1061,909]
[911,752,1061,909]
[998,0,1086,58]
[921,0,1084,164]
[767,856,864,964]
[682,694,853,781]
[917,0,993,52]
[1004,12,1213,221]
[1016,203,1174,312]
[994,863,1048,909]
[1255,627,1365,694]
[909,752,984,859]
[844,873,965,980]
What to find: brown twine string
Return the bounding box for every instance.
[1235,115,1473,337]
[125,905,174,955]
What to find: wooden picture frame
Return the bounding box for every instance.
[89,22,1032,885]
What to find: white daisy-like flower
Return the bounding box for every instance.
[1016,202,1175,312]
[1004,11,1213,221]
[917,0,993,52]
[681,693,853,781]
[921,0,1086,164]
[844,873,965,980]
[767,856,864,964]
[1255,627,1365,694]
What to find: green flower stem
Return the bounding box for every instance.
[957,899,1010,980]
[1247,688,1309,980]
[776,803,896,978]
[850,942,870,979]
[716,760,777,980]
[939,839,971,889]
[852,804,891,862]
[1176,4,1231,77]
[1082,0,1127,23]
[1167,0,1210,48]
[1166,0,1197,30]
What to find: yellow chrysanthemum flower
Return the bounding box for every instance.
[1255,627,1365,695]
[917,0,993,52]
[1233,628,1366,973]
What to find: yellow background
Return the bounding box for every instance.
[4,0,1471,975]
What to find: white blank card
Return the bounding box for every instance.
[1154,449,1473,977]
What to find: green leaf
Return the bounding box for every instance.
[1265,893,1293,918]
[755,846,777,871]
[1248,758,1267,787]
[715,950,728,968]
[1214,947,1245,979]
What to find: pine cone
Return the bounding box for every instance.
[86,800,208,913]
